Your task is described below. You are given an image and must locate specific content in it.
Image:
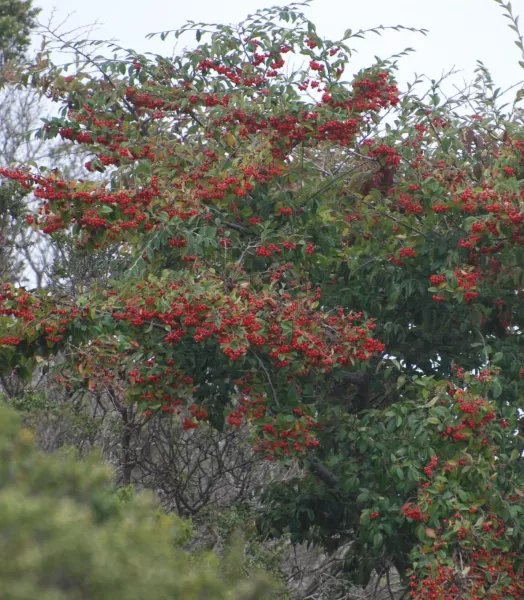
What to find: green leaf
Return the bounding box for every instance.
[373,532,383,549]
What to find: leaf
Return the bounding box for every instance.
[396,375,406,390]
[425,528,437,539]
[492,379,503,399]
[425,396,439,408]
[457,489,470,503]
[373,532,383,549]
[492,352,503,364]
[357,491,369,504]
[360,511,370,526]
[473,163,484,181]
[415,524,427,542]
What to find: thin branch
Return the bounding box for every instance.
[255,353,279,408]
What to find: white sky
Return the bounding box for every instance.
[34,0,524,97]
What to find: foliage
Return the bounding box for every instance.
[0,401,275,599]
[0,1,41,283]
[195,502,291,596]
[0,0,40,68]
[1,0,524,597]
[0,178,27,281]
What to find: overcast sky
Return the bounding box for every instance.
[34,0,524,96]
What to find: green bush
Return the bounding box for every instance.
[0,403,275,599]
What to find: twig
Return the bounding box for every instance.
[359,197,428,239]
[386,568,396,600]
[255,353,279,407]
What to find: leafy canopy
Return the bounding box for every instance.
[1,1,523,597]
[0,0,40,67]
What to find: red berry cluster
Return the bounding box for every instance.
[401,502,428,522]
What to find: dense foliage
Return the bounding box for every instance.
[0,0,40,68]
[1,1,523,597]
[0,402,275,599]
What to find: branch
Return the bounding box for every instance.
[310,460,340,488]
[359,197,428,239]
[255,354,279,407]
[386,568,396,600]
[339,371,369,386]
[38,24,142,124]
[224,221,250,237]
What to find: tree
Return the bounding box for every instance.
[0,0,40,68]
[1,1,523,597]
[0,0,41,284]
[0,0,72,290]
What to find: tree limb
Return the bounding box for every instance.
[310,460,340,488]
